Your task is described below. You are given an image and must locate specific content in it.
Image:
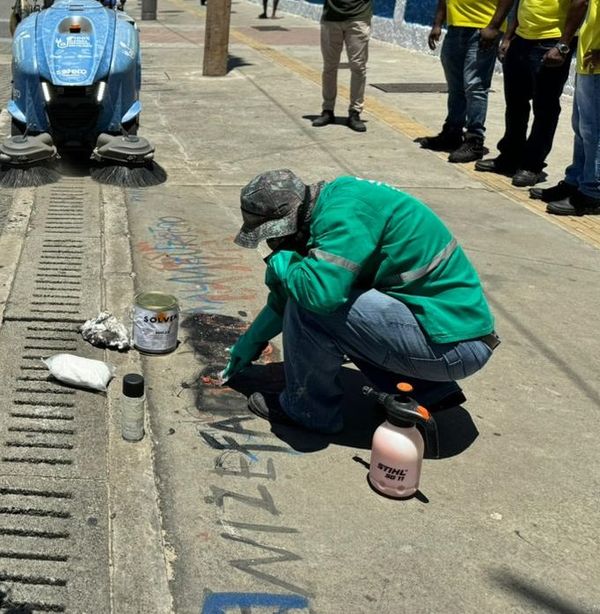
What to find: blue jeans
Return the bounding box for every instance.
[440,26,499,138]
[565,73,600,199]
[280,290,493,434]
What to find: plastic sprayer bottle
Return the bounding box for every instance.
[363,382,439,499]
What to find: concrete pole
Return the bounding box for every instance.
[141,0,157,20]
[202,0,232,77]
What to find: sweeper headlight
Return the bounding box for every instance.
[41,82,52,104]
[96,81,107,103]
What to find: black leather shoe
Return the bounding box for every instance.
[448,135,487,163]
[248,392,300,427]
[546,191,600,216]
[475,157,516,176]
[415,130,463,152]
[347,111,366,132]
[530,180,577,202]
[312,110,335,127]
[512,169,545,187]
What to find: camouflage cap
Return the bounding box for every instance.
[234,169,307,248]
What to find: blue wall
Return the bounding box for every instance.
[300,0,398,19]
[404,0,436,25]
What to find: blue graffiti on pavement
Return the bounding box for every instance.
[201,592,310,613]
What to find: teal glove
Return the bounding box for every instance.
[221,305,283,382]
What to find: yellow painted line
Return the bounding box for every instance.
[164,0,600,249]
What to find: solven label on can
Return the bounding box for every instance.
[133,305,179,353]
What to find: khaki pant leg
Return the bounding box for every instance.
[344,19,371,114]
[320,20,344,112]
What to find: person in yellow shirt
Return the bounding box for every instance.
[532,0,600,214]
[416,0,514,163]
[476,0,588,187]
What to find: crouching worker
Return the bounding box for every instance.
[222,170,500,434]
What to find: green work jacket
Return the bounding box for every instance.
[267,176,494,344]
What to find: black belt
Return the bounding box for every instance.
[480,332,501,351]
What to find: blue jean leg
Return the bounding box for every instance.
[441,27,469,132]
[565,76,584,188]
[441,27,498,137]
[462,31,498,136]
[280,290,493,433]
[565,74,600,198]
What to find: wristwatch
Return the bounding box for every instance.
[555,42,570,57]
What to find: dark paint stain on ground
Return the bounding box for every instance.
[180,312,281,416]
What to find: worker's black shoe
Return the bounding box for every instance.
[546,192,600,216]
[248,392,300,427]
[475,156,516,176]
[415,129,463,152]
[530,180,577,202]
[448,135,487,163]
[312,110,335,127]
[347,111,366,132]
[512,169,545,187]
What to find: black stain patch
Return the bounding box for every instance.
[180,312,281,416]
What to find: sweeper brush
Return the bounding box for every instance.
[0,164,61,188]
[90,161,167,187]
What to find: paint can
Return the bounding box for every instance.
[132,292,179,354]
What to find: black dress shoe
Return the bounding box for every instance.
[530,180,577,202]
[512,169,545,187]
[347,111,366,132]
[415,130,463,152]
[312,110,335,127]
[248,392,300,427]
[546,191,600,216]
[475,157,516,176]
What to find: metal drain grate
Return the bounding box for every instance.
[0,322,107,480]
[0,476,108,612]
[252,25,289,31]
[370,82,448,93]
[4,180,101,322]
[0,178,109,611]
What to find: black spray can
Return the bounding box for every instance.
[121,373,145,442]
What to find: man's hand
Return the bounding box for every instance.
[220,305,283,383]
[428,25,442,51]
[543,46,567,67]
[221,335,268,382]
[479,25,500,49]
[497,37,511,62]
[583,49,600,72]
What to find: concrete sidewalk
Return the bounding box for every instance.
[126,1,600,612]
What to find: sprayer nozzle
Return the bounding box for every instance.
[362,386,374,397]
[416,405,431,420]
